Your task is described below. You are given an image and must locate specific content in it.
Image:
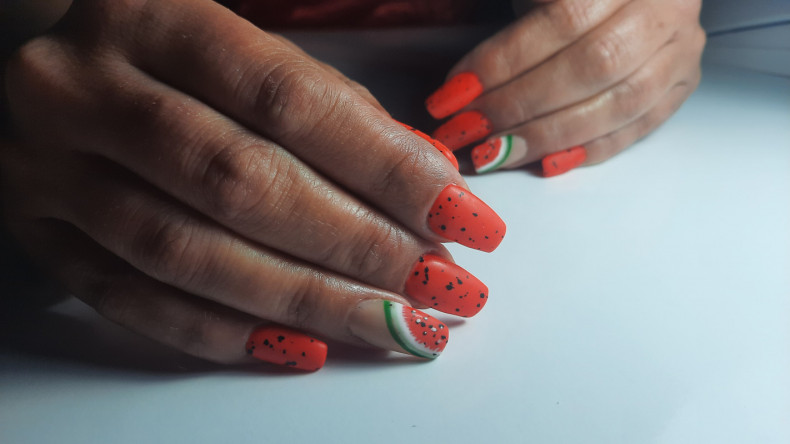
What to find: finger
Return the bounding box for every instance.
[470,27,705,173]
[397,121,459,170]
[426,0,630,119]
[68,0,504,252]
[16,218,328,370]
[432,0,690,150]
[267,32,389,114]
[536,81,697,176]
[16,158,453,359]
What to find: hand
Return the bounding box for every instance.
[1,0,505,370]
[424,0,706,176]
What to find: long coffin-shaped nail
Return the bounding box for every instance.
[542,146,587,177]
[427,184,506,253]
[432,110,492,151]
[246,325,328,371]
[425,72,484,119]
[405,254,488,317]
[349,300,448,359]
[472,135,529,174]
[398,121,459,170]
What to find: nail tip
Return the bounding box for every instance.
[405,254,489,318]
[432,110,492,151]
[425,72,483,120]
[428,185,506,253]
[350,300,448,360]
[541,146,587,177]
[246,325,327,372]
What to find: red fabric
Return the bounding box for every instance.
[236,0,476,29]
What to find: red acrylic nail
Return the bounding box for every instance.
[427,184,506,253]
[398,121,459,170]
[431,111,493,151]
[541,146,587,177]
[425,72,484,119]
[246,325,327,371]
[405,254,489,317]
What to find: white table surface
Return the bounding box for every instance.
[1,28,789,444]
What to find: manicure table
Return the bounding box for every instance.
[1,27,788,444]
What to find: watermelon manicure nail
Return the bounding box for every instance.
[542,146,587,177]
[427,184,506,253]
[349,300,448,359]
[246,325,328,371]
[425,72,484,119]
[472,135,529,174]
[432,110,492,151]
[405,254,488,317]
[398,121,459,170]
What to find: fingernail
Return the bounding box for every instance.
[472,135,529,174]
[405,254,488,317]
[398,121,459,170]
[542,146,587,177]
[246,325,328,371]
[427,184,506,253]
[349,300,449,359]
[432,111,492,151]
[425,72,484,119]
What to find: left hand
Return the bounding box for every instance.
[425,0,706,176]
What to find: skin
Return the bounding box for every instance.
[0,0,467,364]
[1,0,705,365]
[453,0,706,165]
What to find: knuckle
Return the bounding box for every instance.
[370,141,431,201]
[349,225,404,288]
[175,314,216,360]
[614,74,655,120]
[546,0,595,37]
[522,121,558,153]
[474,42,514,81]
[131,214,199,284]
[585,32,628,85]
[506,93,534,125]
[635,112,659,138]
[6,37,64,100]
[692,26,707,54]
[281,275,324,328]
[88,274,135,325]
[321,213,404,287]
[200,142,274,223]
[244,57,341,139]
[674,0,702,18]
[123,89,192,138]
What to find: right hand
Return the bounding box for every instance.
[0,0,505,371]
